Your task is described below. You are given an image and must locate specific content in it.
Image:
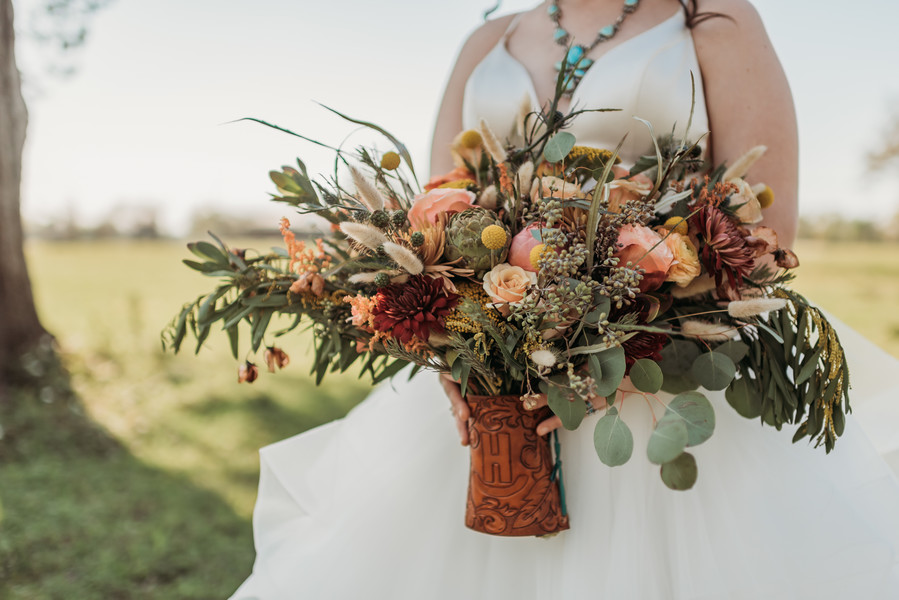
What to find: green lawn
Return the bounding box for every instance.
[1,238,897,598]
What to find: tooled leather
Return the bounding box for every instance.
[465,394,570,537]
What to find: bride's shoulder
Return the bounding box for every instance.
[455,13,518,65]
[689,0,768,42]
[689,0,776,71]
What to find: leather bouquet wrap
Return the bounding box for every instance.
[465,394,570,536]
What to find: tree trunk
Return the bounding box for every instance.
[0,0,49,387]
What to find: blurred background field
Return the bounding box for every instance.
[2,237,897,598]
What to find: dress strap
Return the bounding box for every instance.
[500,13,524,42]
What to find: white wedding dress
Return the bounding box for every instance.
[231,11,899,599]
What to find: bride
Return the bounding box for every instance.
[230,1,899,598]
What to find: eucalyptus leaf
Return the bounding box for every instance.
[593,346,627,397]
[630,359,663,394]
[658,340,701,375]
[548,381,586,431]
[660,452,698,491]
[664,392,715,446]
[647,417,688,465]
[593,407,634,467]
[660,372,700,394]
[543,132,577,163]
[725,376,762,419]
[690,352,736,391]
[714,340,749,364]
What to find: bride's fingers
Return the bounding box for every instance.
[536,415,562,437]
[440,373,470,446]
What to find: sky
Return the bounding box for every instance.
[13,0,899,236]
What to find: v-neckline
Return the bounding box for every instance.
[498,9,683,111]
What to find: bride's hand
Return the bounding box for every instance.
[440,373,471,446]
[532,377,636,435]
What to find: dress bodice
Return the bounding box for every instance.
[462,10,709,165]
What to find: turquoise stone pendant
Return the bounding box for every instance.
[554,45,595,97]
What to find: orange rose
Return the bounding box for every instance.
[482,263,537,316]
[608,166,653,213]
[615,224,675,292]
[663,230,702,287]
[408,188,476,228]
[423,166,474,192]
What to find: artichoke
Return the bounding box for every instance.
[444,208,510,272]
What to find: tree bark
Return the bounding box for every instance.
[0,0,49,386]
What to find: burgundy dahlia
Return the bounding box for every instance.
[623,331,667,372]
[371,275,460,344]
[691,205,756,295]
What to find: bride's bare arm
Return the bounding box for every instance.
[429,16,515,177]
[691,0,799,247]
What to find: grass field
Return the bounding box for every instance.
[2,238,898,598]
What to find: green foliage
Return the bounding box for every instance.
[663,392,715,446]
[542,374,586,430]
[736,289,852,452]
[593,407,633,467]
[647,417,688,465]
[690,351,736,391]
[591,346,626,397]
[543,132,577,163]
[660,452,698,491]
[629,358,663,394]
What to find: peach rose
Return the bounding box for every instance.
[615,224,675,292]
[531,176,582,203]
[608,166,653,213]
[508,223,544,272]
[663,230,702,287]
[423,166,474,192]
[482,263,537,316]
[408,188,476,227]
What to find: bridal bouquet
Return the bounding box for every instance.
[165,94,849,536]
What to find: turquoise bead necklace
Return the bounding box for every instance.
[548,0,640,96]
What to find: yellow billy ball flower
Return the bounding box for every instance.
[380,151,401,170]
[438,178,476,189]
[529,243,547,270]
[460,129,483,149]
[481,225,507,250]
[664,216,689,235]
[757,185,775,209]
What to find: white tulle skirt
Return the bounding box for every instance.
[230,320,899,600]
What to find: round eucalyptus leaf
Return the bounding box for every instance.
[690,351,736,391]
[593,407,634,467]
[547,380,586,431]
[630,358,663,394]
[725,376,762,419]
[714,340,750,364]
[660,372,700,395]
[593,346,626,397]
[665,392,716,446]
[647,417,688,465]
[660,452,698,491]
[543,132,577,163]
[658,339,701,375]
